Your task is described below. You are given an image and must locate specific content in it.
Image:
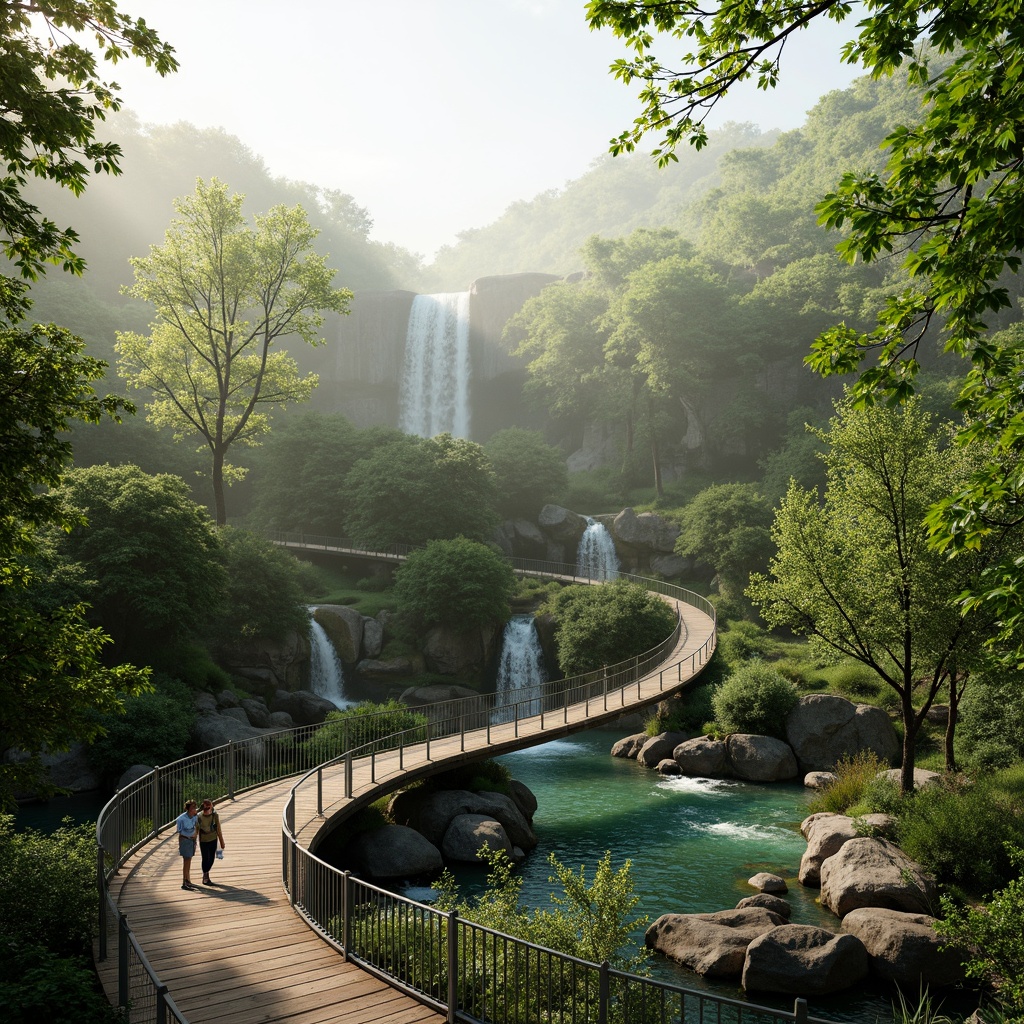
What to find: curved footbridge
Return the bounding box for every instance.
[98,547,824,1024]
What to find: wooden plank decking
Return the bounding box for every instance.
[97,594,715,1024]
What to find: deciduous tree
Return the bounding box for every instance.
[117,178,352,525]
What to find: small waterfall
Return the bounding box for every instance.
[493,615,547,721]
[399,292,472,438]
[308,610,352,710]
[577,518,619,580]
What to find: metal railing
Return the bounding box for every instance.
[95,554,721,1023]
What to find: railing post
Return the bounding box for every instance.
[97,847,107,961]
[447,909,459,1024]
[156,983,169,1024]
[426,719,431,761]
[227,740,236,798]
[317,767,323,816]
[118,912,129,1007]
[343,871,352,957]
[603,665,608,711]
[151,765,161,837]
[345,752,353,798]
[598,960,609,1024]
[794,998,808,1024]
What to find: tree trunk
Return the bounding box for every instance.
[899,689,917,796]
[945,672,962,773]
[650,432,663,498]
[212,447,227,527]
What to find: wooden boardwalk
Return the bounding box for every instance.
[98,596,715,1024]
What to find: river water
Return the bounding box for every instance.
[464,729,937,1023]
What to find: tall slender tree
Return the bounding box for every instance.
[117,178,352,524]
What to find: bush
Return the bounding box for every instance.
[807,751,890,815]
[485,428,568,519]
[716,620,776,668]
[897,778,1024,895]
[301,700,428,761]
[88,677,195,780]
[429,758,512,795]
[711,662,798,739]
[645,684,718,736]
[393,537,516,632]
[541,579,678,676]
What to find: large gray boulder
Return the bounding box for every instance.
[726,734,798,782]
[509,779,538,821]
[820,838,936,917]
[612,508,679,552]
[538,504,588,543]
[638,731,689,768]
[442,815,513,862]
[742,925,869,995]
[191,711,265,749]
[357,655,423,678]
[399,684,480,707]
[220,707,250,725]
[611,733,647,760]
[347,825,443,879]
[314,605,363,663]
[877,767,943,791]
[673,737,729,777]
[423,623,500,678]
[239,698,271,728]
[645,908,786,977]
[30,743,101,793]
[272,689,336,726]
[388,789,537,850]
[736,894,792,919]
[799,813,897,889]
[362,616,384,658]
[841,908,966,987]
[217,627,308,693]
[785,694,900,772]
[117,764,153,790]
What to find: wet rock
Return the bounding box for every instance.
[442,815,512,862]
[347,825,443,880]
[638,731,688,768]
[673,736,729,777]
[748,872,788,894]
[611,733,647,759]
[742,925,869,995]
[726,734,798,782]
[736,894,792,919]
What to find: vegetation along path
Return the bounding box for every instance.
[97,556,716,1023]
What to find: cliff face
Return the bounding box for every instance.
[301,273,560,439]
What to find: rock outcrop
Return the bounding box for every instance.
[727,735,798,782]
[673,737,729,777]
[742,925,869,995]
[346,824,444,880]
[785,694,900,772]
[819,838,936,917]
[638,732,688,768]
[611,733,648,759]
[842,908,965,987]
[645,908,786,977]
[442,815,513,861]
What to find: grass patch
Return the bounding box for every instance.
[306,566,399,617]
[808,750,890,815]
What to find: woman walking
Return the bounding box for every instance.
[175,800,199,891]
[197,798,226,886]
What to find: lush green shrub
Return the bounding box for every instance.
[645,683,718,736]
[485,428,568,518]
[393,537,516,632]
[541,579,678,676]
[956,669,1024,772]
[711,661,798,738]
[807,751,890,815]
[828,662,886,700]
[897,779,1024,895]
[88,677,195,780]
[716,620,776,668]
[937,846,1024,1016]
[301,700,428,761]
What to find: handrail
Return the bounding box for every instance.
[93,550,761,1023]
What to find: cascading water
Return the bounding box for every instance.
[577,517,619,580]
[493,615,547,721]
[308,609,352,710]
[399,292,472,438]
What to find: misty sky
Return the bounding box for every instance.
[110,1,861,259]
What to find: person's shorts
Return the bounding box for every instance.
[178,835,196,858]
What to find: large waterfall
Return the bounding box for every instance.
[493,615,547,720]
[399,292,472,438]
[308,611,352,710]
[577,517,619,580]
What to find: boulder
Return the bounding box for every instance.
[785,694,900,772]
[726,734,798,782]
[612,508,680,552]
[537,504,588,544]
[190,713,267,768]
[742,925,869,995]
[442,814,513,862]
[193,692,218,714]
[220,707,250,725]
[272,689,336,726]
[216,689,240,708]
[651,553,692,578]
[314,605,363,663]
[645,908,787,977]
[27,743,101,793]
[399,684,480,706]
[509,779,538,821]
[748,872,788,894]
[388,789,537,850]
[611,733,647,760]
[799,813,861,887]
[346,825,443,880]
[638,731,689,768]
[819,838,936,917]
[924,704,949,725]
[423,623,500,679]
[511,519,547,559]
[268,711,295,730]
[240,698,271,729]
[841,908,967,988]
[803,771,837,790]
[357,655,423,678]
[362,616,384,658]
[878,767,942,791]
[673,737,729,777]
[736,894,792,919]
[217,627,308,694]
[657,759,682,776]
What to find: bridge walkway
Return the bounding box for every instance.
[97,597,714,1023]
